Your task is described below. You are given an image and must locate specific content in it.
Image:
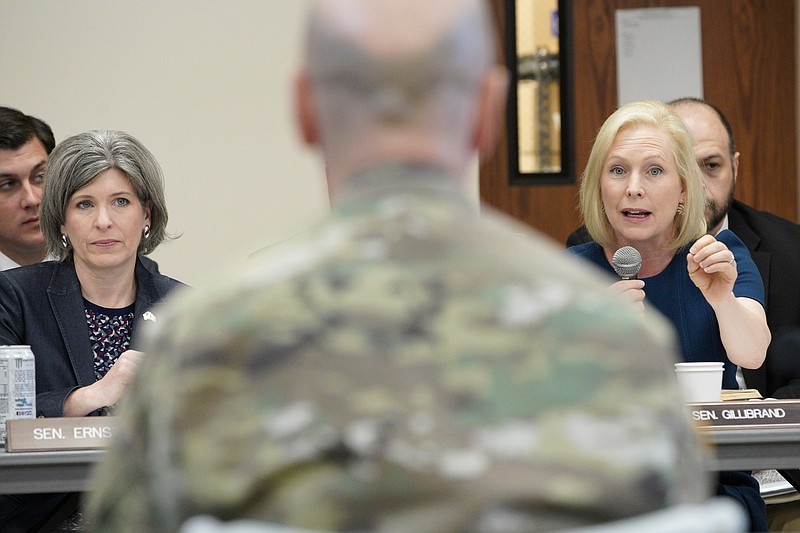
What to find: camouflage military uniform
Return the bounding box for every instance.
[87,165,711,532]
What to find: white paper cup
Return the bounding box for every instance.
[674,362,724,403]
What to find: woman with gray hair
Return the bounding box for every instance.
[0,129,183,419]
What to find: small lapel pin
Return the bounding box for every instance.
[143,311,157,322]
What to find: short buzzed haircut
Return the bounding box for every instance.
[305,0,495,139]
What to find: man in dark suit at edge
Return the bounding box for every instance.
[670,98,800,400]
[671,98,800,532]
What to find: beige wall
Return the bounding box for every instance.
[2,0,328,286]
[2,0,480,287]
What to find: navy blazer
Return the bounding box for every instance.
[0,258,184,417]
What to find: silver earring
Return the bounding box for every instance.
[143,225,151,239]
[61,234,68,248]
[676,203,685,215]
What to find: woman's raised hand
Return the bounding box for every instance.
[687,234,737,304]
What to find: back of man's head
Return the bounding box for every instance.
[668,97,735,161]
[0,106,55,154]
[300,0,502,178]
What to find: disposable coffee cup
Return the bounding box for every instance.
[674,362,724,403]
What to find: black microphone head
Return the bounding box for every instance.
[612,246,642,280]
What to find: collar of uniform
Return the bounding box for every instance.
[334,162,472,213]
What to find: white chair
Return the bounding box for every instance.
[179,497,746,533]
[179,516,324,533]
[562,497,747,533]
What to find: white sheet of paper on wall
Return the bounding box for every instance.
[616,6,703,105]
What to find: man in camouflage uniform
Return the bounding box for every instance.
[87,0,711,530]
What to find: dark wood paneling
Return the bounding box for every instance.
[481,0,797,246]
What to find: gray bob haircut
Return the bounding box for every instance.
[41,130,171,262]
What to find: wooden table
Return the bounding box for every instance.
[0,448,104,494]
[702,425,800,471]
[2,423,799,495]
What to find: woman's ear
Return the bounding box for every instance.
[294,70,320,146]
[472,65,509,158]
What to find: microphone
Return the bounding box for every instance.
[612,246,642,280]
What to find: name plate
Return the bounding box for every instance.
[4,417,115,452]
[690,400,800,429]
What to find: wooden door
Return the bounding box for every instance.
[481,0,797,246]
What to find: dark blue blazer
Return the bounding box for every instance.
[566,200,800,398]
[0,258,184,417]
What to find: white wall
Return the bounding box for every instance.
[1,0,329,287]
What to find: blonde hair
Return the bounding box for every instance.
[578,100,706,250]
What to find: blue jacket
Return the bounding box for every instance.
[0,259,184,417]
